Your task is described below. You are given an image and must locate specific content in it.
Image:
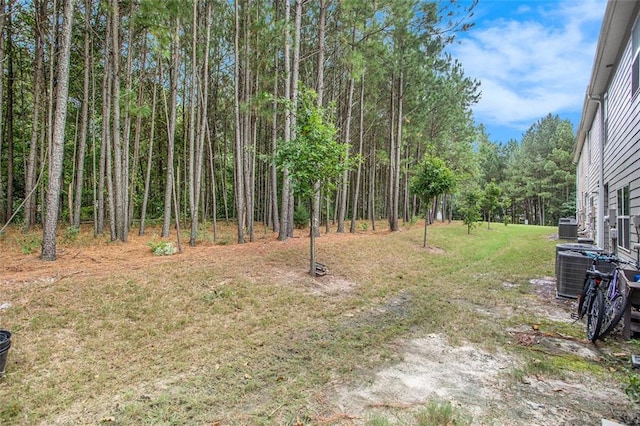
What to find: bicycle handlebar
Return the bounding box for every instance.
[572,250,638,268]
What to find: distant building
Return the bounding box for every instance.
[574,0,640,257]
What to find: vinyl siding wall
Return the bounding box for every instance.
[602,33,640,256]
[577,115,602,243]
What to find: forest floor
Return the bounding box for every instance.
[1,222,640,425]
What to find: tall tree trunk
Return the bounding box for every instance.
[387,74,398,231]
[350,75,365,233]
[25,0,46,230]
[188,1,199,246]
[120,0,136,235]
[72,0,92,228]
[207,120,218,241]
[139,62,158,236]
[161,19,180,237]
[233,0,245,243]
[98,21,111,236]
[391,71,404,231]
[190,1,212,246]
[4,2,13,223]
[110,0,127,241]
[402,142,410,223]
[287,0,302,238]
[369,132,376,231]
[278,0,292,241]
[270,35,280,233]
[242,0,255,243]
[312,0,326,238]
[337,69,355,233]
[128,37,147,229]
[41,0,75,260]
[91,66,98,236]
[0,0,5,225]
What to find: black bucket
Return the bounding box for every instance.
[0,330,11,376]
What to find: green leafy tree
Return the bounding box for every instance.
[276,86,353,276]
[410,155,456,247]
[476,125,507,186]
[459,189,481,234]
[481,181,502,229]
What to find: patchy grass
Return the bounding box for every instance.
[416,400,472,426]
[0,221,637,424]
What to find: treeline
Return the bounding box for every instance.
[0,0,575,259]
[472,114,576,227]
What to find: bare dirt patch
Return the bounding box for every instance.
[331,334,513,422]
[325,277,640,425]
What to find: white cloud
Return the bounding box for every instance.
[450,0,606,135]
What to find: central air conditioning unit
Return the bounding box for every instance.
[556,250,592,298]
[558,217,578,240]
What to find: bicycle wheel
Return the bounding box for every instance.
[600,282,628,338]
[586,287,604,343]
[577,277,593,320]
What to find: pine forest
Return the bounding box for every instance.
[0,0,577,260]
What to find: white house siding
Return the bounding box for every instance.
[586,120,606,241]
[576,107,603,244]
[576,153,586,227]
[602,36,640,256]
[575,1,640,257]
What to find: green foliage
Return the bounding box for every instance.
[0,400,22,424]
[20,236,40,254]
[459,189,482,234]
[625,374,640,403]
[416,400,472,426]
[215,237,234,246]
[293,204,310,229]
[476,125,508,184]
[275,85,354,200]
[366,415,391,426]
[410,155,456,211]
[202,286,234,304]
[410,155,456,245]
[481,181,502,229]
[560,199,576,218]
[147,241,176,256]
[500,114,576,226]
[63,226,80,243]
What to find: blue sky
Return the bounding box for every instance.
[449,0,607,143]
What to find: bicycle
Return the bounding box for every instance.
[575,251,637,342]
[575,254,607,342]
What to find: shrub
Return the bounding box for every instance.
[416,400,471,426]
[63,226,80,243]
[147,241,176,256]
[625,374,640,403]
[293,204,309,229]
[20,236,40,254]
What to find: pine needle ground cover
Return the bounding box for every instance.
[1,222,638,424]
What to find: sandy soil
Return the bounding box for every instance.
[325,277,640,425]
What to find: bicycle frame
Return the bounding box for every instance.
[575,250,636,341]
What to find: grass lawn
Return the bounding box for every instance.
[0,220,638,424]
